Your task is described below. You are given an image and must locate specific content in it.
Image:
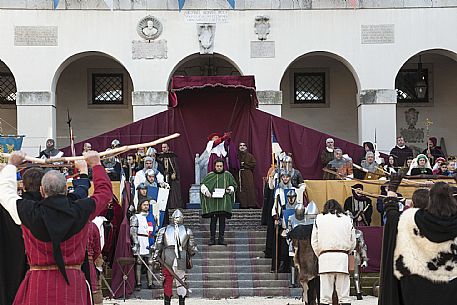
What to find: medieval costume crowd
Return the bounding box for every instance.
[0,131,456,305]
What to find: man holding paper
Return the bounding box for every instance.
[200,158,237,246]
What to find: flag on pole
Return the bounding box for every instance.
[178,0,185,11]
[53,0,59,9]
[227,0,235,9]
[271,131,283,157]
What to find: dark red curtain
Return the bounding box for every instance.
[63,76,363,208]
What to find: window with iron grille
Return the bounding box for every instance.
[293,72,326,104]
[92,73,124,104]
[0,73,17,104]
[395,68,429,103]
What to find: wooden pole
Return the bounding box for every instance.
[1,133,180,164]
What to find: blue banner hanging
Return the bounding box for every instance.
[0,135,24,153]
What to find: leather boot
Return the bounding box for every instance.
[218,235,227,246]
[208,237,216,246]
[164,295,171,305]
[218,215,227,245]
[209,215,217,246]
[356,292,363,300]
[179,296,186,305]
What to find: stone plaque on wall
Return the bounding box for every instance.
[132,40,167,59]
[184,11,229,23]
[14,26,58,46]
[250,41,275,58]
[361,24,395,44]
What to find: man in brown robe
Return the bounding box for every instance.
[157,143,184,209]
[235,142,257,208]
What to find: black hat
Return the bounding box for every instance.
[353,183,364,190]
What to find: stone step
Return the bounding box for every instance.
[188,225,265,231]
[183,279,291,289]
[133,287,302,299]
[194,237,266,244]
[194,251,265,259]
[191,257,271,266]
[197,264,272,273]
[187,272,290,281]
[193,231,266,237]
[197,243,266,252]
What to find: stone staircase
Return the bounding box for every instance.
[132,209,302,299]
[129,208,379,300]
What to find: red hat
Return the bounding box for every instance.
[207,132,223,141]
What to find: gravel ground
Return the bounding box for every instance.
[104,296,378,305]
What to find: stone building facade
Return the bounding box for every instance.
[1,0,457,157]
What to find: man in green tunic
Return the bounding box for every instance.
[200,159,237,246]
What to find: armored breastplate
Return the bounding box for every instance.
[290,215,310,228]
[163,225,189,248]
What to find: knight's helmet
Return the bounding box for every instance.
[304,201,319,224]
[281,155,293,172]
[286,189,297,205]
[172,209,184,225]
[111,139,120,149]
[294,203,306,220]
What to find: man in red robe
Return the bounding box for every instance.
[0,151,112,305]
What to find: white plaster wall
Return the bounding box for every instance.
[0,9,456,93]
[396,53,457,156]
[0,8,456,146]
[280,55,358,143]
[55,55,133,148]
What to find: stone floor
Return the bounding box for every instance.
[104,296,378,305]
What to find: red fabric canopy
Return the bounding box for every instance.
[64,76,363,208]
[169,76,258,107]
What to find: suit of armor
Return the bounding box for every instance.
[153,210,197,305]
[353,228,368,300]
[129,211,154,289]
[286,202,319,287]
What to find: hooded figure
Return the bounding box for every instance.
[38,139,63,159]
[407,154,432,176]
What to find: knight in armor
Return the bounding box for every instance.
[280,155,304,188]
[287,201,319,297]
[130,198,155,290]
[270,171,294,273]
[153,210,198,305]
[352,228,368,300]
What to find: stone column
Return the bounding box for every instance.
[132,91,168,122]
[16,92,56,155]
[257,90,282,116]
[358,89,397,154]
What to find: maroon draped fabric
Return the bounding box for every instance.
[358,226,383,273]
[63,76,364,208]
[169,76,258,107]
[111,182,135,298]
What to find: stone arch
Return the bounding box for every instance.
[279,51,360,143]
[0,59,18,135]
[52,51,134,149]
[395,48,457,156]
[167,52,243,88]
